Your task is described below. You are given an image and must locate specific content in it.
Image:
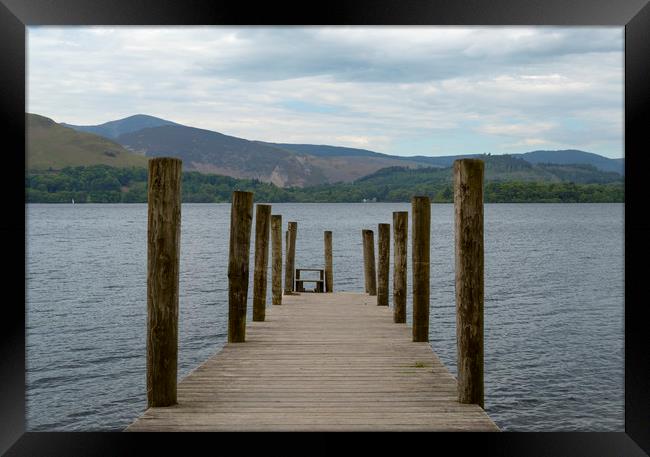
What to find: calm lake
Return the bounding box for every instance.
[25,203,624,431]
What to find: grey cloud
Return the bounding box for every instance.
[194,27,622,83]
[27,26,623,157]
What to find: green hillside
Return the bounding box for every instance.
[27,113,148,171]
[26,159,623,204]
[355,154,621,186]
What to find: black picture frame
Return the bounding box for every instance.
[2,0,649,455]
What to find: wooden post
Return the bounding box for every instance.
[454,159,485,407]
[392,211,408,323]
[284,230,290,294]
[377,223,390,306]
[362,229,377,296]
[227,190,254,343]
[271,215,282,305]
[289,222,297,291]
[412,196,430,342]
[284,229,291,295]
[147,157,182,407]
[252,204,272,321]
[284,222,298,294]
[324,231,333,292]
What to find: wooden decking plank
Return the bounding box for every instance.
[126,292,498,432]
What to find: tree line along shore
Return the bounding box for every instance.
[25,164,624,204]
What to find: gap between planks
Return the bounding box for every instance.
[126,292,499,432]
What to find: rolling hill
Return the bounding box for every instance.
[379,150,625,175]
[516,149,624,174]
[27,113,148,171]
[115,125,327,187]
[26,156,624,204]
[61,114,178,140]
[47,114,625,187]
[356,154,622,186]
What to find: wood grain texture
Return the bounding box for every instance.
[284,230,290,293]
[377,223,390,306]
[146,157,182,407]
[127,292,498,432]
[253,204,272,321]
[412,196,430,342]
[454,159,485,407]
[284,222,298,294]
[392,211,408,323]
[228,191,254,343]
[362,229,377,296]
[271,215,282,305]
[324,231,333,293]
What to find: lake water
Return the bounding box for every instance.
[25,203,624,431]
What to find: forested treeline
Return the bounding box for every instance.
[25,164,624,204]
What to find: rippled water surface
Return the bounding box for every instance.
[26,203,624,431]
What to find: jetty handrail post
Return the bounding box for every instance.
[271,215,283,305]
[392,211,408,323]
[377,223,390,306]
[146,157,182,407]
[228,190,254,343]
[362,229,377,296]
[412,196,431,342]
[284,222,298,294]
[252,204,272,321]
[454,159,485,407]
[324,231,334,292]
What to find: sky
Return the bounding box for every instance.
[27,26,624,159]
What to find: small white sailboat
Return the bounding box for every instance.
[72,198,75,205]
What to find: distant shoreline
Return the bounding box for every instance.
[26,163,624,204]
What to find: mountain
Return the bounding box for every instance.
[356,154,623,186]
[114,125,428,187]
[268,143,388,158]
[516,150,624,174]
[61,114,178,140]
[263,143,624,177]
[366,150,625,175]
[257,142,435,183]
[50,113,625,187]
[115,125,327,187]
[27,113,148,171]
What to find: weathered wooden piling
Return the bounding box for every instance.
[146,157,182,407]
[454,159,485,407]
[412,196,430,342]
[392,211,408,323]
[362,229,377,296]
[284,230,290,292]
[377,223,390,306]
[271,215,282,305]
[284,222,298,294]
[228,190,254,343]
[252,204,272,321]
[324,231,333,292]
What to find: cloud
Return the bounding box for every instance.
[477,122,556,137]
[27,26,624,158]
[192,27,622,83]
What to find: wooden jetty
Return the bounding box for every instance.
[127,292,497,431]
[131,157,494,432]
